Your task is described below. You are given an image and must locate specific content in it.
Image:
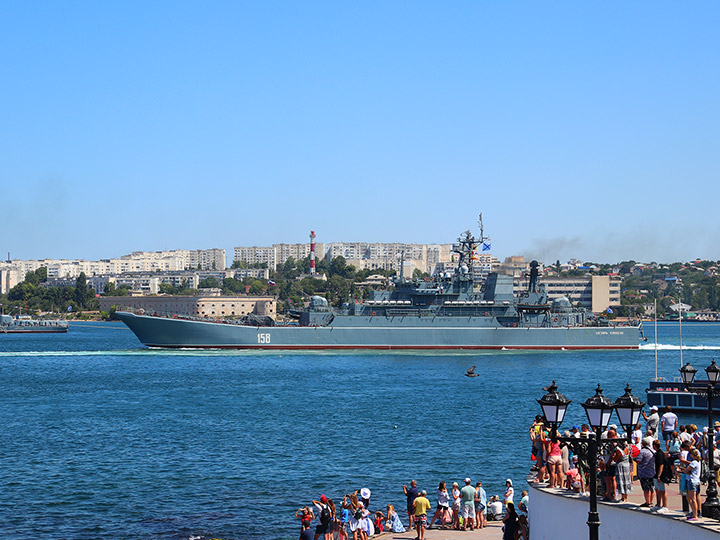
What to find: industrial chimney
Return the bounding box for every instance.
[310,231,316,275]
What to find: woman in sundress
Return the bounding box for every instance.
[613,442,633,502]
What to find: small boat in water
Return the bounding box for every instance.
[0,314,69,334]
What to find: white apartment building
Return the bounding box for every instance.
[324,242,454,275]
[233,241,451,275]
[233,246,276,268]
[0,248,226,294]
[121,248,225,271]
[233,243,326,271]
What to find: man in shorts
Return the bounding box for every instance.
[652,439,671,513]
[312,495,332,540]
[413,489,431,540]
[460,478,476,530]
[403,480,419,529]
[660,406,679,450]
[635,437,656,507]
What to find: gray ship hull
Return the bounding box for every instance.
[116,312,641,350]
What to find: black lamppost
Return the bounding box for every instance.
[680,360,720,519]
[537,381,645,540]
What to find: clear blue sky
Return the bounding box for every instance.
[2,2,718,265]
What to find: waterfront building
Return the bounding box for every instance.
[512,274,621,313]
[99,295,276,319]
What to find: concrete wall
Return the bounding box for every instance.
[529,483,717,540]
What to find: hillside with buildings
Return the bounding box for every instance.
[2,239,719,321]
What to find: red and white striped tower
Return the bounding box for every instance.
[310,230,316,275]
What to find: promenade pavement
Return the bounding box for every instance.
[377,521,505,540]
[533,474,720,534]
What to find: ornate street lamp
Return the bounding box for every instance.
[680,360,720,519]
[537,380,571,432]
[680,362,698,385]
[536,382,641,540]
[613,383,645,435]
[706,360,720,385]
[581,384,614,433]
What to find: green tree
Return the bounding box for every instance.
[24,270,40,286]
[198,277,220,289]
[75,273,88,307]
[249,280,266,295]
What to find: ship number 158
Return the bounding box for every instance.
[257,333,271,344]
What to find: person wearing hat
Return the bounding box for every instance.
[359,488,371,511]
[634,437,656,507]
[412,489,431,540]
[643,406,660,435]
[503,479,514,507]
[460,478,476,530]
[312,495,333,540]
[451,482,461,529]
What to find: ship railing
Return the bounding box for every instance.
[116,307,261,326]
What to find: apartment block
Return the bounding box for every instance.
[512,274,621,313]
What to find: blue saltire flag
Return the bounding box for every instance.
[482,242,492,251]
[607,307,613,314]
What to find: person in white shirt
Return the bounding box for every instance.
[660,406,679,450]
[487,496,503,520]
[503,479,514,506]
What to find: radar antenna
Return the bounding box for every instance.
[452,213,488,279]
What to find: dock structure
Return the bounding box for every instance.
[376,521,504,540]
[529,473,720,538]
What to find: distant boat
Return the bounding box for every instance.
[0,314,69,334]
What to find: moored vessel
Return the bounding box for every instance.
[0,314,69,334]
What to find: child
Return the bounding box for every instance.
[385,504,405,533]
[373,511,384,534]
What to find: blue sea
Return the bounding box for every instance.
[1,321,719,539]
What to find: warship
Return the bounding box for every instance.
[116,218,643,350]
[0,314,69,333]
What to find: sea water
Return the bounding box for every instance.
[1,321,718,540]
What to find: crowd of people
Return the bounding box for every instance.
[295,478,529,540]
[530,403,720,522]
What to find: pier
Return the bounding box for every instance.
[377,521,504,539]
[529,474,720,539]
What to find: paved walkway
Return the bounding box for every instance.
[531,474,720,534]
[373,476,720,540]
[376,521,505,540]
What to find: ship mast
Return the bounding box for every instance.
[452,213,485,279]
